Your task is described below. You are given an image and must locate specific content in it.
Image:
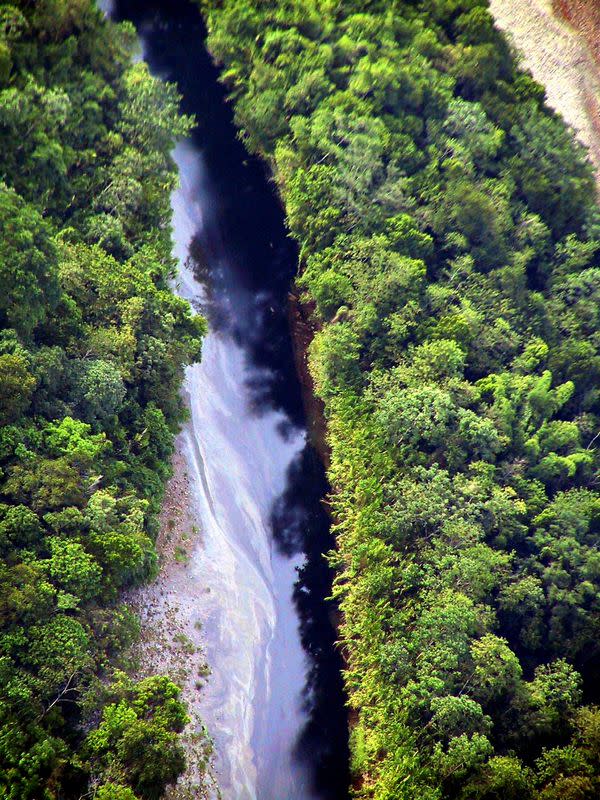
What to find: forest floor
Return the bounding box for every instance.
[489,0,600,182]
[124,433,219,799]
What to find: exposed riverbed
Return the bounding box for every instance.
[106,2,349,798]
[489,0,600,178]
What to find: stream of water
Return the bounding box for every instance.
[107,2,349,798]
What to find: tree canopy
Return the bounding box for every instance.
[0,2,205,797]
[202,0,600,796]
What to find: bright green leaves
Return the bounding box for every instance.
[528,490,600,659]
[464,755,535,800]
[371,347,504,469]
[433,177,512,272]
[86,674,188,800]
[96,784,140,800]
[0,504,41,553]
[473,369,592,489]
[385,212,434,260]
[88,529,155,591]
[204,0,600,794]
[376,382,456,450]
[430,695,492,742]
[0,79,71,209]
[46,538,102,601]
[56,241,203,421]
[432,732,494,790]
[42,417,108,467]
[287,164,343,252]
[3,457,85,513]
[0,3,204,797]
[119,62,194,154]
[528,660,583,732]
[514,338,549,375]
[311,269,354,320]
[470,634,523,703]
[438,97,504,171]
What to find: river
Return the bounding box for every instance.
[105,2,349,798]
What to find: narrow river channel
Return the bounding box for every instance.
[106,2,349,798]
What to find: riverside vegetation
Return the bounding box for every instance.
[0,2,205,798]
[201,0,600,798]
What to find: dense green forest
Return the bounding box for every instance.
[201,0,600,797]
[0,2,204,797]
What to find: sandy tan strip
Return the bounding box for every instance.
[489,0,600,178]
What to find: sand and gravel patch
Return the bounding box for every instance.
[125,432,219,799]
[489,0,600,178]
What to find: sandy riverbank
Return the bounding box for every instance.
[125,430,218,799]
[489,0,600,178]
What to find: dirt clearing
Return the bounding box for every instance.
[489,0,600,178]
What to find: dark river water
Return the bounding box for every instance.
[107,2,349,797]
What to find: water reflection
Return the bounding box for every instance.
[112,1,349,797]
[272,446,350,798]
[187,232,302,433]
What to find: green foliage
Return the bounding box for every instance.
[202,0,600,797]
[0,2,204,798]
[0,353,36,423]
[96,785,140,800]
[86,674,187,800]
[0,185,59,336]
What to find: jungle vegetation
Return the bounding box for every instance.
[201,0,600,797]
[0,2,205,797]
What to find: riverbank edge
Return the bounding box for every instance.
[552,0,600,160]
[200,1,600,794]
[489,0,600,182]
[123,426,219,800]
[95,7,215,796]
[288,291,330,469]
